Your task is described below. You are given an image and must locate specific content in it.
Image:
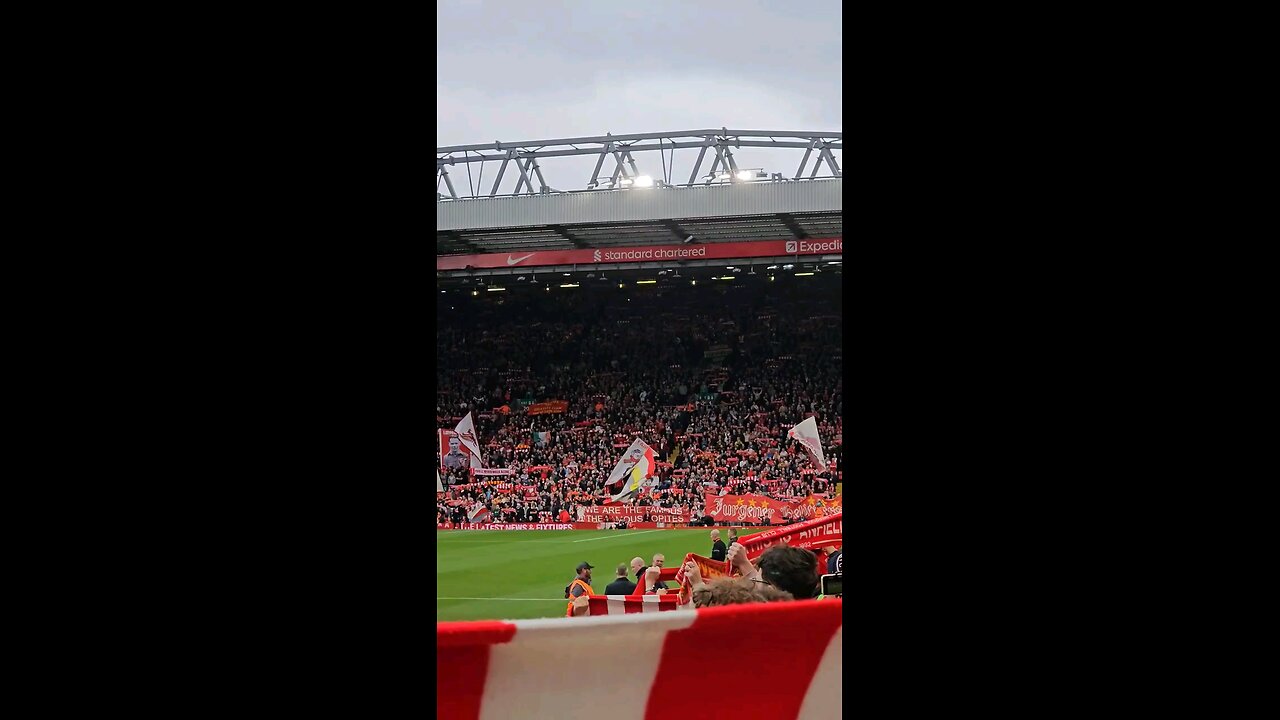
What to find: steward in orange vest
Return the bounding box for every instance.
[565,562,595,617]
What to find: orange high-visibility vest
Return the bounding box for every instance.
[565,578,593,617]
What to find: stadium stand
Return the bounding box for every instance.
[436,275,842,527]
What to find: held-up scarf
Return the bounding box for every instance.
[671,513,844,601]
[738,512,842,561]
[438,600,842,720]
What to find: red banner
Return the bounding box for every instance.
[437,238,842,270]
[526,400,569,416]
[702,492,840,524]
[738,513,843,560]
[439,523,576,530]
[579,506,691,523]
[578,521,679,530]
[446,480,519,491]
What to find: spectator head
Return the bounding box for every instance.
[757,546,821,600]
[710,529,721,541]
[692,577,794,607]
[614,563,628,578]
[630,557,645,575]
[576,561,594,581]
[652,553,665,568]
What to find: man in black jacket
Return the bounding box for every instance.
[710,529,727,562]
[604,563,637,595]
[650,553,669,591]
[629,556,647,590]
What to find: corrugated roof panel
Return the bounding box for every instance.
[436,179,841,231]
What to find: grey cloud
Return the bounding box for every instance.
[438,0,840,193]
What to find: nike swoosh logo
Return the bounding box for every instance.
[507,253,535,265]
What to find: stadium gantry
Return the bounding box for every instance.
[437,129,842,284]
[437,129,841,199]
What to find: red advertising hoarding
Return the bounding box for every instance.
[437,238,842,271]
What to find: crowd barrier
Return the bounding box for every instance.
[437,599,842,720]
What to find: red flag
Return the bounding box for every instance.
[454,412,487,468]
[787,416,827,471]
[604,438,658,503]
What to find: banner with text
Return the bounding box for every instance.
[737,513,843,561]
[526,400,570,416]
[702,492,841,524]
[579,506,692,524]
[437,238,843,271]
[439,523,576,531]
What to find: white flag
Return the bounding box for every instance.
[787,416,828,472]
[437,468,444,492]
[454,412,486,468]
[604,438,658,503]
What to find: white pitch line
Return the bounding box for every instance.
[571,529,664,543]
[437,597,560,601]
[433,539,536,543]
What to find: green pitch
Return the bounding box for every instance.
[436,528,766,622]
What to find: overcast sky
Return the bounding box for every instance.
[437,0,841,196]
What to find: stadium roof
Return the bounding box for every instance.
[437,208,840,256]
[437,128,840,200]
[437,176,840,236]
[437,129,841,280]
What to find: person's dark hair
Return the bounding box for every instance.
[691,577,794,607]
[757,546,820,599]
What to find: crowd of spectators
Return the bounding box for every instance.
[435,278,842,526]
[566,532,839,614]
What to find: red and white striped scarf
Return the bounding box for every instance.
[437,600,842,719]
[586,593,683,615]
